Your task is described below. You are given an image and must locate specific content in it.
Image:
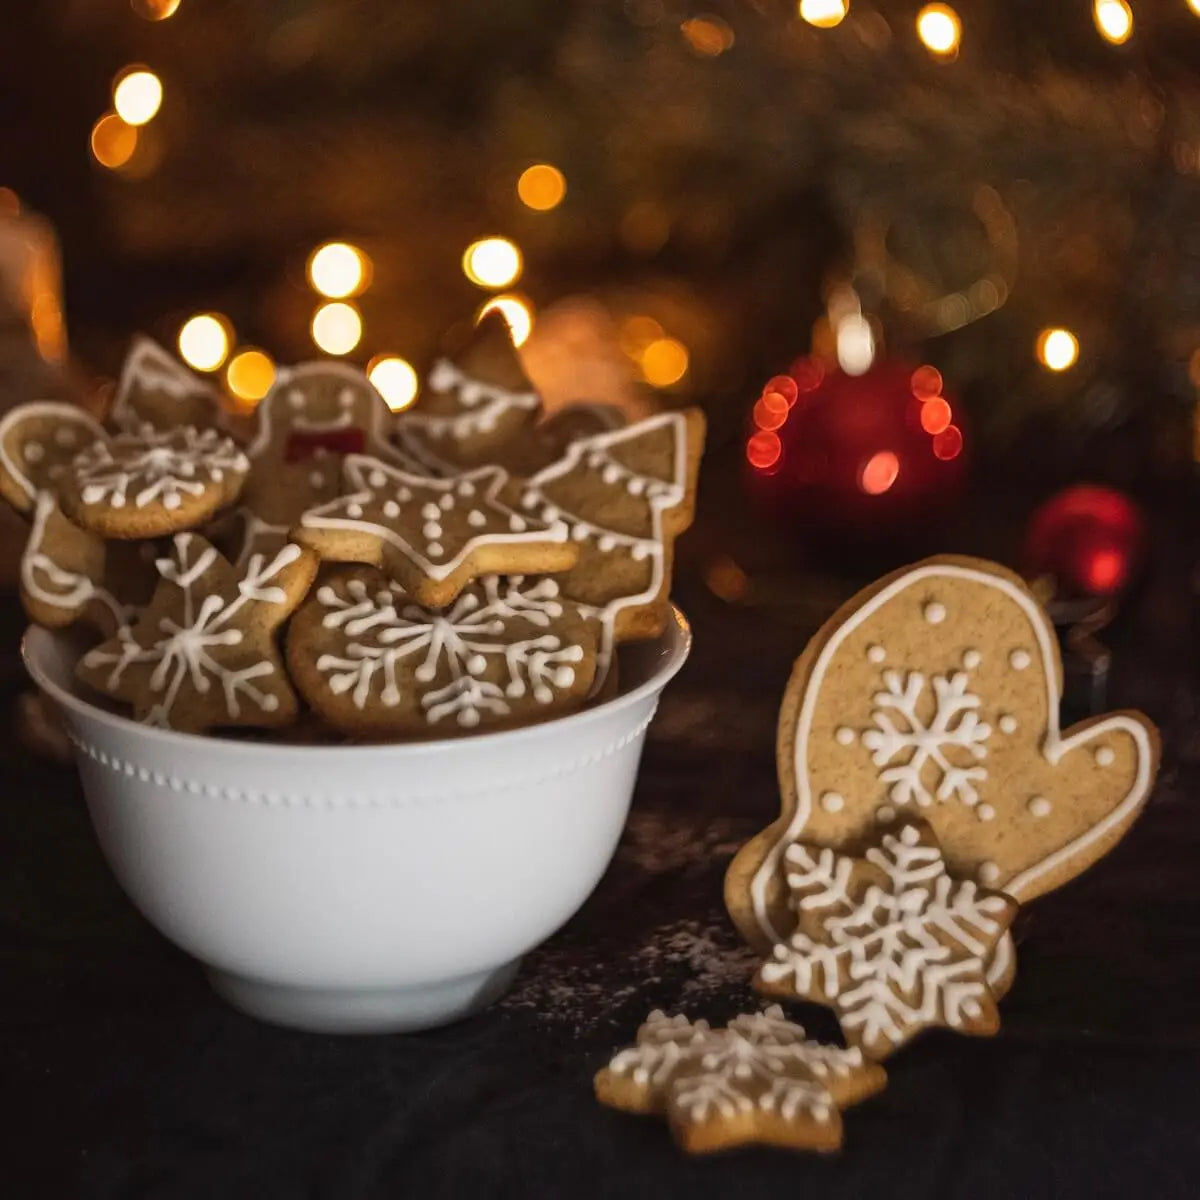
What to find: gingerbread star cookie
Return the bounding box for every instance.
[725,556,1159,975]
[77,533,317,733]
[595,1005,886,1154]
[288,567,596,736]
[294,456,577,606]
[501,408,705,690]
[232,360,425,566]
[107,336,222,434]
[0,400,106,514]
[393,312,542,473]
[57,424,249,539]
[755,821,1017,1060]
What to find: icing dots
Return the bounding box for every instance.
[976,803,996,822]
[867,644,886,664]
[835,726,856,746]
[923,601,946,625]
[820,792,845,813]
[1028,796,1051,818]
[1009,649,1031,671]
[1094,746,1115,767]
[978,861,1000,884]
[998,714,1017,735]
[962,649,981,669]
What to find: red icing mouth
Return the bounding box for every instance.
[285,428,365,461]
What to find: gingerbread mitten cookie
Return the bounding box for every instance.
[108,336,222,434]
[755,821,1017,1059]
[725,555,1159,957]
[394,312,542,473]
[77,533,317,733]
[294,456,577,606]
[288,568,596,736]
[595,1005,886,1154]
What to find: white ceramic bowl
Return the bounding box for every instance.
[22,609,691,1034]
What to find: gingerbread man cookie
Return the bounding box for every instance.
[232,360,425,565]
[595,1005,886,1154]
[294,456,578,606]
[0,401,106,515]
[288,568,596,736]
[77,533,317,733]
[725,556,1159,978]
[393,312,542,474]
[58,424,249,539]
[755,821,1018,1059]
[107,336,222,434]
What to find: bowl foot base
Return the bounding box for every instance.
[205,959,522,1034]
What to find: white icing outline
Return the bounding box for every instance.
[109,336,217,433]
[0,402,105,505]
[750,562,1155,947]
[506,411,691,688]
[300,458,569,583]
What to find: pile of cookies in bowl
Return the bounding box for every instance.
[5,314,704,741]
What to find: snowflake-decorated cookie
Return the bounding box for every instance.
[498,408,705,691]
[57,424,249,539]
[77,533,318,733]
[231,360,427,566]
[595,1005,886,1154]
[756,821,1018,1059]
[107,336,222,434]
[0,401,106,515]
[287,567,596,736]
[393,312,542,473]
[725,555,1159,986]
[294,456,578,607]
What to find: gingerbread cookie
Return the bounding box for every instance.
[77,533,317,733]
[500,408,705,690]
[595,1005,886,1154]
[725,556,1159,967]
[108,336,222,434]
[58,424,249,539]
[294,456,578,607]
[233,360,424,565]
[0,401,106,514]
[393,312,542,473]
[288,568,595,735]
[755,821,1018,1059]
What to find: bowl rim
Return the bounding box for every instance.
[22,605,692,761]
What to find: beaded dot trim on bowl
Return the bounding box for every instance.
[65,710,657,809]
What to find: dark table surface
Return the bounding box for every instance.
[6,484,1200,1200]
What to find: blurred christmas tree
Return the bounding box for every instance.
[3,0,1200,480]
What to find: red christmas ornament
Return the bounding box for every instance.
[746,357,967,537]
[1023,485,1146,599]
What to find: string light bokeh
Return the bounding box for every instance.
[311,302,363,356]
[112,68,163,126]
[916,4,962,58]
[477,294,534,347]
[463,238,523,290]
[177,314,231,372]
[1037,328,1080,372]
[367,356,420,411]
[308,243,369,300]
[516,165,566,212]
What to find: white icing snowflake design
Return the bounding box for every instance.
[605,1005,875,1135]
[81,535,301,728]
[72,425,248,511]
[313,574,586,727]
[759,824,1015,1057]
[861,669,992,808]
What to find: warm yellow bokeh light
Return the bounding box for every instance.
[517,164,567,212]
[1189,0,1200,16]
[307,242,369,299]
[1036,328,1080,372]
[477,295,534,348]
[917,4,961,56]
[368,356,420,412]
[680,15,735,56]
[462,237,523,289]
[619,315,665,360]
[113,69,163,126]
[798,0,848,29]
[178,314,232,373]
[641,337,689,387]
[90,113,139,170]
[1093,0,1133,44]
[311,302,362,356]
[132,0,182,19]
[225,348,275,404]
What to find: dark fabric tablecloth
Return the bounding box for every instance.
[5,502,1200,1200]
